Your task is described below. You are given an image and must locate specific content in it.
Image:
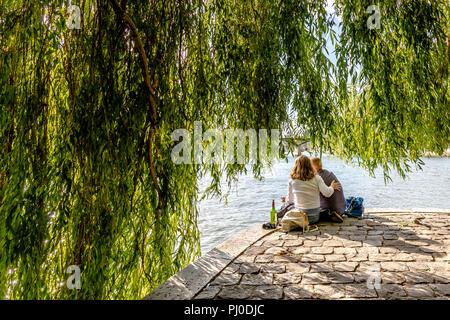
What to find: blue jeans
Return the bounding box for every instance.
[299,207,320,225]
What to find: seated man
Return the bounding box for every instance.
[310,157,346,223]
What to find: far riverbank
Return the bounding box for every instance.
[422,148,450,157]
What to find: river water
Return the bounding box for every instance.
[197,154,450,254]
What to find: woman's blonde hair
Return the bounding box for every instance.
[290,155,315,181]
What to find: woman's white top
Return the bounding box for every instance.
[287,175,334,210]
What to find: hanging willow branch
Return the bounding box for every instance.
[0,0,447,300]
[107,0,162,217]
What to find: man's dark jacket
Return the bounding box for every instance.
[317,169,346,214]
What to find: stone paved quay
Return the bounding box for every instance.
[145,209,450,300]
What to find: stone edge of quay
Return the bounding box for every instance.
[142,208,450,300]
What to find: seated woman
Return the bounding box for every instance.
[285,155,341,224]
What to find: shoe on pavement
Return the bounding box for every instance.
[329,211,344,223]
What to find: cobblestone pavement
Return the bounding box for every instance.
[194,212,450,300]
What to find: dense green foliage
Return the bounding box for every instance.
[0,0,448,299]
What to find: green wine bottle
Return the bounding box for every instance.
[270,200,276,225]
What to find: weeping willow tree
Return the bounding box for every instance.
[0,0,448,299]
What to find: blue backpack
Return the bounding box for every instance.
[344,197,364,218]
